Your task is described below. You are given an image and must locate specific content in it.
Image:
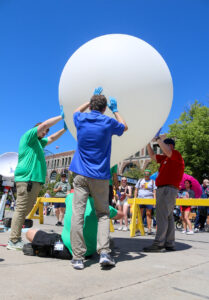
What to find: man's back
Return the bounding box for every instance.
[70,110,124,179]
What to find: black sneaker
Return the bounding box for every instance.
[143,244,165,252]
[22,243,35,255]
[165,246,176,251]
[56,221,63,226]
[99,253,115,267]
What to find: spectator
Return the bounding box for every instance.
[7,111,67,251]
[43,190,51,216]
[134,169,156,235]
[53,173,71,226]
[179,180,195,234]
[69,87,128,270]
[195,179,209,232]
[109,165,119,206]
[117,177,132,231]
[144,137,184,252]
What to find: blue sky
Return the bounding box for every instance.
[0,0,208,155]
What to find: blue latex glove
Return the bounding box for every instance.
[93,86,103,95]
[108,97,118,113]
[60,105,65,119]
[64,121,68,131]
[154,127,162,139]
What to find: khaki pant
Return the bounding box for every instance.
[10,182,41,243]
[70,174,110,260]
[154,186,178,247]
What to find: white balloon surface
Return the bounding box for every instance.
[59,34,173,165]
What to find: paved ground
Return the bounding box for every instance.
[1,214,209,300]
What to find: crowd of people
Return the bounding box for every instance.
[109,177,209,236]
[5,86,209,270]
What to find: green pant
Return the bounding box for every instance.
[70,174,110,260]
[10,182,41,243]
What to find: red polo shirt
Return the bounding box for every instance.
[156,150,184,188]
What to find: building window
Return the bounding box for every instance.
[57,159,59,167]
[145,148,148,156]
[68,157,71,165]
[54,160,56,168]
[153,144,158,154]
[65,158,68,166]
[135,151,140,157]
[62,158,64,166]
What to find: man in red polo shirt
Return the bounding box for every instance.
[144,137,184,252]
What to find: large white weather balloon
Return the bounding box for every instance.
[59,34,173,165]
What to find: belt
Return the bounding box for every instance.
[157,185,178,190]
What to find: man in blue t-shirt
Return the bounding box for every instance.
[69,87,128,270]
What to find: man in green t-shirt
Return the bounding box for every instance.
[23,194,122,265]
[7,108,67,251]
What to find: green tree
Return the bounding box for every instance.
[168,100,209,182]
[123,166,143,179]
[146,160,159,174]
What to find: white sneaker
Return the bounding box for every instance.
[7,240,24,251]
[186,230,194,235]
[99,253,115,267]
[181,230,187,234]
[194,228,199,233]
[122,226,129,231]
[118,226,123,231]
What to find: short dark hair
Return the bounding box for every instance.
[61,173,67,178]
[34,122,42,127]
[164,138,175,147]
[89,95,107,112]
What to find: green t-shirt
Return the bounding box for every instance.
[54,181,71,198]
[15,127,48,183]
[61,194,117,256]
[109,164,118,186]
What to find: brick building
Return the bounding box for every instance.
[45,150,75,182]
[118,135,165,174]
[45,135,165,181]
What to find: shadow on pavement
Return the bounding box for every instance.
[136,237,192,252]
[85,237,147,268]
[85,237,192,268]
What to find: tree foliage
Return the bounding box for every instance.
[168,100,209,182]
[146,160,159,174]
[123,166,143,179]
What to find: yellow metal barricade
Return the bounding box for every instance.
[27,197,65,224]
[28,197,115,233]
[128,198,209,237]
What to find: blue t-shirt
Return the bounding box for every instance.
[69,110,125,179]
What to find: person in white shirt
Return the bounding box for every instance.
[134,169,156,235]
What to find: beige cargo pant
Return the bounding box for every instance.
[70,174,110,260]
[10,182,41,243]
